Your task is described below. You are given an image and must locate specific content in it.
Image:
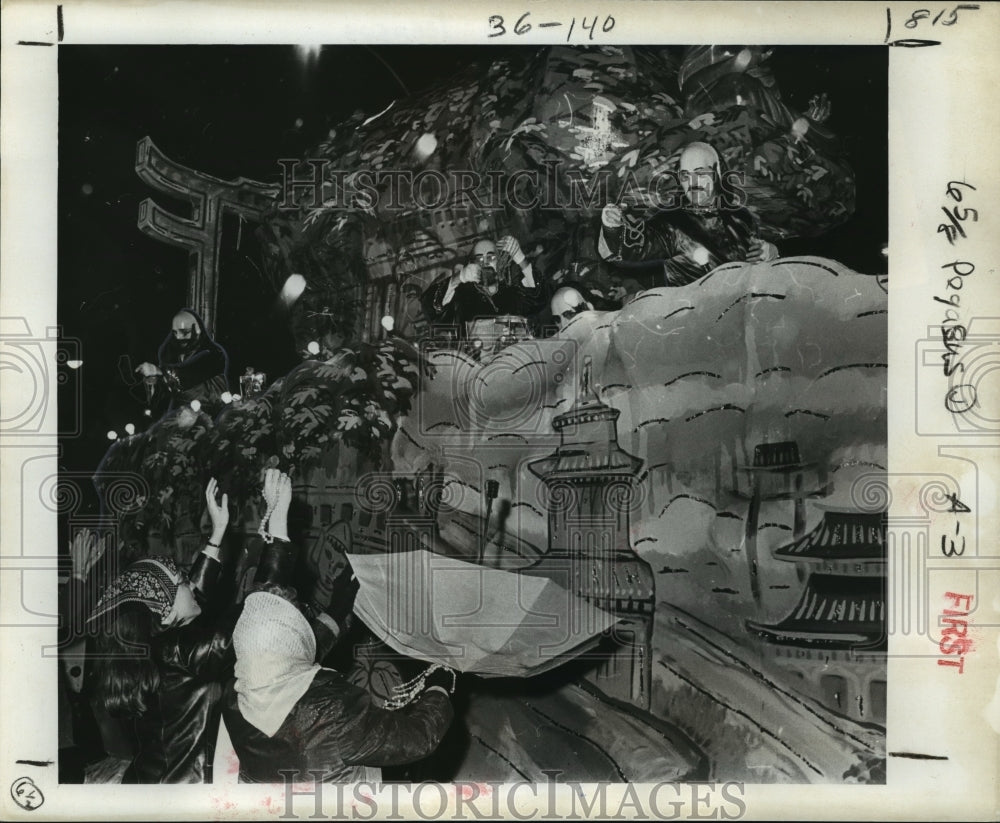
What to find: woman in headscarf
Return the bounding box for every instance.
[86,478,234,783]
[223,470,455,784]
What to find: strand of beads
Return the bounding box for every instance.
[258,480,277,544]
[381,663,455,711]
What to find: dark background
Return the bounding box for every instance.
[57,45,887,479]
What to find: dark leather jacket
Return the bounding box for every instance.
[422,275,546,338]
[223,669,453,783]
[222,539,454,783]
[599,205,759,288]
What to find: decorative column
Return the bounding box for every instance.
[135,137,279,330]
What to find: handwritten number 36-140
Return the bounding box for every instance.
[488,13,616,41]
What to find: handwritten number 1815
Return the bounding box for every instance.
[905,5,979,27]
[885,5,979,46]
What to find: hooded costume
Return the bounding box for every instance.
[156,308,229,412]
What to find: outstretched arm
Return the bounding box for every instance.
[59,529,111,644]
[290,674,454,769]
[497,235,536,288]
[161,344,227,391]
[188,477,231,602]
[345,689,454,766]
[252,468,300,592]
[251,468,358,661]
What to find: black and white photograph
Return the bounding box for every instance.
[1,2,998,820]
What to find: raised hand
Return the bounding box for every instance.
[458,262,482,284]
[747,238,779,263]
[601,203,624,229]
[261,468,293,541]
[497,235,526,267]
[806,92,831,124]
[204,477,229,543]
[70,528,109,583]
[274,473,293,520]
[262,467,281,512]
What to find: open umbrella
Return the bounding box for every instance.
[348,549,619,677]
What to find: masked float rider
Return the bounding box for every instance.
[422,237,547,339]
[598,141,779,292]
[549,286,596,333]
[136,308,230,416]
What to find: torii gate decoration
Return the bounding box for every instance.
[135,136,279,330]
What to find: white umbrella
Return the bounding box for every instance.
[349,549,619,677]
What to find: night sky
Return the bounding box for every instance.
[57,45,887,480]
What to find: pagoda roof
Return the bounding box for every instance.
[530,354,644,480]
[774,510,886,561]
[531,447,643,478]
[553,397,620,429]
[738,440,813,472]
[747,573,885,649]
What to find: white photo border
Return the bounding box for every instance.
[1,1,998,820]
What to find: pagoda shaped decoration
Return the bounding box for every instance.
[527,357,655,710]
[746,505,887,725]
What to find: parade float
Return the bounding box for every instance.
[94,45,886,783]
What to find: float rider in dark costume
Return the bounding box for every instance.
[598,141,778,294]
[136,308,230,417]
[422,237,546,339]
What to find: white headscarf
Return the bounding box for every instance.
[232,592,321,737]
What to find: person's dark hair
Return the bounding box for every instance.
[88,602,161,718]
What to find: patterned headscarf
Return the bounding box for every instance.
[88,557,185,623]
